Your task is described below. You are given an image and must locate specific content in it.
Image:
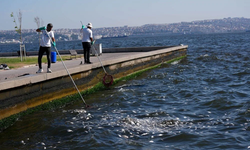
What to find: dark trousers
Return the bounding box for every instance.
[82,42,91,63]
[38,46,51,69]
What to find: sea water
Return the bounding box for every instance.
[0,33,249,150]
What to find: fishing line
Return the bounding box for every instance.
[45,30,89,108]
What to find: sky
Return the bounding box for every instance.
[0,0,250,30]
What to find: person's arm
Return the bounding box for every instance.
[52,37,55,43]
[51,32,56,47]
[51,37,56,47]
[90,30,93,44]
[36,26,46,32]
[90,37,94,45]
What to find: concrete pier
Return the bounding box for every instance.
[0,45,187,120]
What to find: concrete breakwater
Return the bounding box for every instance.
[0,45,187,124]
[0,45,175,57]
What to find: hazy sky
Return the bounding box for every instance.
[1,0,249,30]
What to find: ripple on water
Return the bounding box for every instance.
[1,33,250,150]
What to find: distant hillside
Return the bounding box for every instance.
[1,17,250,44]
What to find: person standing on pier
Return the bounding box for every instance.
[36,23,56,73]
[81,22,94,64]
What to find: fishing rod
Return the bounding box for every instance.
[79,21,85,65]
[91,41,113,87]
[80,21,84,28]
[92,40,107,74]
[45,30,89,108]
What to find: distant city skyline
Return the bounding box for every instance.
[1,17,249,45]
[0,0,250,30]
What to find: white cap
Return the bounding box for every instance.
[87,23,93,28]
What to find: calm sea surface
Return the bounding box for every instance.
[0,33,250,150]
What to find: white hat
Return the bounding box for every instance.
[87,23,93,28]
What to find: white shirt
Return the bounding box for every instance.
[41,30,54,47]
[81,28,93,42]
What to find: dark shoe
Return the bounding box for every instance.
[47,68,52,73]
[36,68,43,73]
[87,62,92,64]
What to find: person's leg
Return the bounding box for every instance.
[83,42,90,63]
[38,46,44,69]
[86,49,90,62]
[37,46,45,73]
[86,42,91,63]
[45,47,51,69]
[45,47,52,73]
[83,42,89,63]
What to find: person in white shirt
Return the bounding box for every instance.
[81,23,93,64]
[36,23,56,73]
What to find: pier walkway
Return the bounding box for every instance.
[0,52,140,82]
